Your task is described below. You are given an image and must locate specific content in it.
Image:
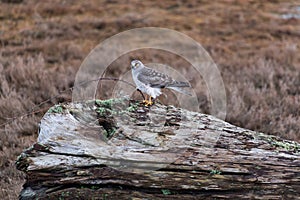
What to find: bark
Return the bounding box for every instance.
[16,98,300,199]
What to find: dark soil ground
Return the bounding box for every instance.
[0,0,299,199]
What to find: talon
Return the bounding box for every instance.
[142,98,154,106]
[147,101,153,106]
[142,100,151,106]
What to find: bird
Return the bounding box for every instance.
[131,60,191,106]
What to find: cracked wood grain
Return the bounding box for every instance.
[16,98,300,199]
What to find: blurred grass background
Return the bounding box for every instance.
[0,0,299,199]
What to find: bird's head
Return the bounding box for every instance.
[131,60,143,70]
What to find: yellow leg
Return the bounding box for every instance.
[146,96,153,106]
[143,94,148,104]
[149,96,153,105]
[142,95,153,106]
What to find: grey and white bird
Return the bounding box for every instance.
[131,60,191,106]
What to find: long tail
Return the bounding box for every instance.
[168,86,192,96]
[168,81,191,88]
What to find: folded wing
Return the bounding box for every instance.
[137,67,190,88]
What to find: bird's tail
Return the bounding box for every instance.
[168,86,192,96]
[168,81,191,88]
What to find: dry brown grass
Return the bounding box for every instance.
[0,0,299,199]
[0,54,74,199]
[225,57,300,141]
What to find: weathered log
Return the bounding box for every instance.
[16,98,300,199]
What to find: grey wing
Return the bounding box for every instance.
[137,67,190,88]
[137,68,173,88]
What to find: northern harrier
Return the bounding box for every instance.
[131,60,191,106]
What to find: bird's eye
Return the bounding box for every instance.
[131,60,141,68]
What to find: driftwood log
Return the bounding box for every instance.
[16,98,300,199]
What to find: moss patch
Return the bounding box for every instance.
[94,98,139,139]
[267,138,300,153]
[47,105,64,113]
[256,132,300,153]
[161,189,172,195]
